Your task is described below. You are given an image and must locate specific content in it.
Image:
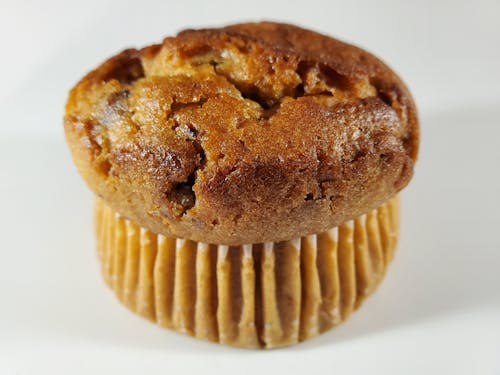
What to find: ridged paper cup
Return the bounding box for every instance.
[94,196,399,348]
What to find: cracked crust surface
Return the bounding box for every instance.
[64,22,419,245]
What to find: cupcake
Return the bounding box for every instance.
[64,22,419,348]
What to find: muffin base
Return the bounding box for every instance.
[94,196,399,348]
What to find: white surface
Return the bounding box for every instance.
[1,0,499,374]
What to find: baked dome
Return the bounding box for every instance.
[64,22,419,245]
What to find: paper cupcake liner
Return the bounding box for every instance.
[94,196,399,348]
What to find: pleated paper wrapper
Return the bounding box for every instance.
[94,196,399,348]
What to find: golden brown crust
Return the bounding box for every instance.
[64,22,419,245]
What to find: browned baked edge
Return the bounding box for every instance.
[65,22,418,245]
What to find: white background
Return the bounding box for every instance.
[1,0,499,374]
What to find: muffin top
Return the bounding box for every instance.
[64,22,419,245]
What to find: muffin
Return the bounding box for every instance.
[64,22,419,348]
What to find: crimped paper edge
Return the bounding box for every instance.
[95,196,399,348]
